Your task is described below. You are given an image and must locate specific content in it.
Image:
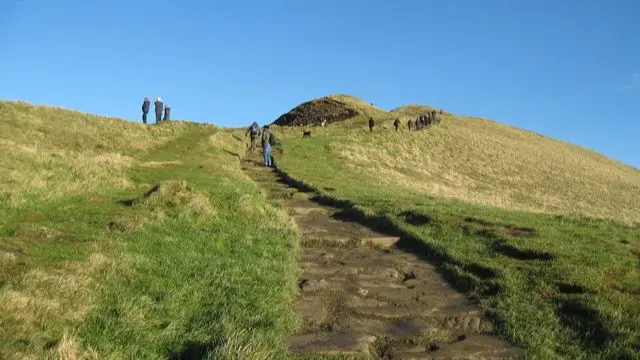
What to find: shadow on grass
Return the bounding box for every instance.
[259,163,623,356]
[223,149,241,158]
[167,341,216,360]
[554,298,614,352]
[272,167,499,296]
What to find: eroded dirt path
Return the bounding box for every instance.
[241,156,523,360]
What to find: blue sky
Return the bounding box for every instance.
[1,0,639,168]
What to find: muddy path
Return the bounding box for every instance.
[241,155,523,360]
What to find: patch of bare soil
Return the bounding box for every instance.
[242,156,523,359]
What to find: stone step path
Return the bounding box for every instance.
[241,156,523,360]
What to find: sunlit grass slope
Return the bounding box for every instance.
[0,101,298,360]
[275,104,640,225]
[272,97,640,360]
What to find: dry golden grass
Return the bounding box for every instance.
[139,180,216,218]
[0,101,199,206]
[274,103,640,224]
[333,114,640,224]
[325,94,386,117]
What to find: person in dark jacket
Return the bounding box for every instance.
[261,125,275,167]
[368,117,375,132]
[141,97,150,124]
[163,105,171,121]
[431,110,437,124]
[246,122,260,153]
[393,118,401,131]
[154,97,163,123]
[407,119,413,130]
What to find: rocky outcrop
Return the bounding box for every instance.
[272,98,360,127]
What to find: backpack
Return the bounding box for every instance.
[268,132,277,147]
[250,123,259,135]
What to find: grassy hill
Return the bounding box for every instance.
[273,97,640,225]
[271,95,640,359]
[2,97,639,360]
[0,101,298,359]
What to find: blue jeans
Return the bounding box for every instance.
[263,143,272,167]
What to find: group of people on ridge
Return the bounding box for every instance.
[408,109,440,131]
[141,97,171,124]
[367,109,442,132]
[246,122,277,167]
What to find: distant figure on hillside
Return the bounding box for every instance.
[407,119,413,130]
[393,118,400,131]
[431,110,437,124]
[246,122,260,153]
[440,109,443,115]
[368,117,375,132]
[261,125,276,167]
[425,113,431,126]
[141,97,150,124]
[154,97,163,124]
[163,105,171,121]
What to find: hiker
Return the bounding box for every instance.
[425,113,431,126]
[368,117,375,132]
[408,119,413,130]
[431,110,437,124]
[393,118,400,131]
[440,109,443,115]
[163,105,171,121]
[246,122,260,153]
[141,97,150,124]
[154,97,163,123]
[261,125,276,167]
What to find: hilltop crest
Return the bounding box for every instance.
[272,94,385,127]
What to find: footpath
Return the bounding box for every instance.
[241,154,522,359]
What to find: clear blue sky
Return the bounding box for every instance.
[1,0,639,168]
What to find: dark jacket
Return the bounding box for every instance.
[154,101,163,115]
[247,122,260,136]
[163,106,171,121]
[142,99,150,113]
[368,118,375,128]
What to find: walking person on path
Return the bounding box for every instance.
[163,105,171,121]
[368,117,375,132]
[408,119,413,130]
[261,125,276,167]
[141,97,150,124]
[246,122,260,153]
[154,97,163,123]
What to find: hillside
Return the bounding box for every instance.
[272,95,640,360]
[0,101,298,359]
[273,96,640,225]
[2,98,639,360]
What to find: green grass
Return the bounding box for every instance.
[275,130,640,360]
[0,102,299,359]
[3,96,640,360]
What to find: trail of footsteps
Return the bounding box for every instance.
[241,156,522,360]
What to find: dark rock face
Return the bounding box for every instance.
[272,98,359,127]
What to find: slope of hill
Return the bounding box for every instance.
[0,101,298,359]
[274,96,640,224]
[272,95,640,359]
